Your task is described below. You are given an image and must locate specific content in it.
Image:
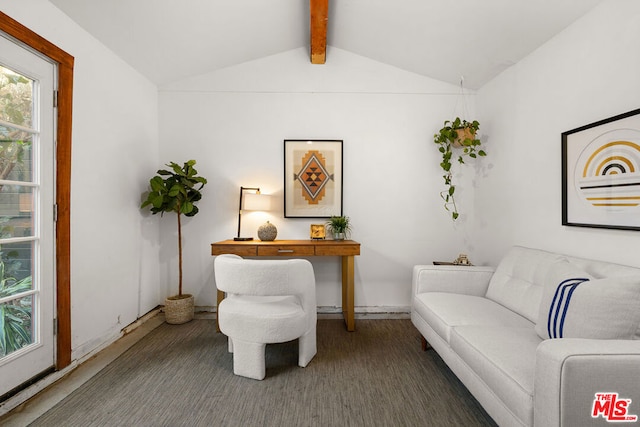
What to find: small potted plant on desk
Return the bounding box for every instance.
[140,160,207,324]
[326,215,352,240]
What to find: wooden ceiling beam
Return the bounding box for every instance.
[310,0,328,64]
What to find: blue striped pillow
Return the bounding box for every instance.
[545,277,590,338]
[536,261,640,340]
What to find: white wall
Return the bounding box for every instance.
[475,0,640,267]
[2,1,161,359]
[158,47,481,311]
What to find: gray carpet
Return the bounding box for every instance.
[30,319,496,427]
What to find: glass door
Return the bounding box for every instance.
[0,34,55,399]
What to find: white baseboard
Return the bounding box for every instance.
[317,305,410,314]
[194,305,411,319]
[195,305,410,314]
[71,307,162,363]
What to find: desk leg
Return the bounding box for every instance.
[216,289,225,332]
[342,255,355,331]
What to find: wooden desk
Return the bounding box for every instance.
[211,239,361,331]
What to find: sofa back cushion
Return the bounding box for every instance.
[487,246,640,325]
[560,253,640,279]
[486,247,565,322]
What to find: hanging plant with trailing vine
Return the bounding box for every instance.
[433,117,486,220]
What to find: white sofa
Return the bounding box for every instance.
[411,246,640,427]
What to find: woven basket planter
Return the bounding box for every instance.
[452,127,476,148]
[164,294,194,324]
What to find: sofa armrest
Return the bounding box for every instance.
[534,339,640,427]
[411,265,494,297]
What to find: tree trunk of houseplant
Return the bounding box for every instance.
[164,212,194,324]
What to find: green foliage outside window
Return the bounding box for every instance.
[0,66,35,357]
[0,257,32,357]
[1,65,33,185]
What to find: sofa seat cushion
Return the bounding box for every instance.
[450,326,542,427]
[413,292,534,343]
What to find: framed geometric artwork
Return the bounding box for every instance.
[562,108,640,231]
[284,139,343,218]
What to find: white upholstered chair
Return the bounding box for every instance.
[214,254,317,380]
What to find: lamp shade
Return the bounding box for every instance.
[243,193,272,211]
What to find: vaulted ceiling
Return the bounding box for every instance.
[49,0,603,89]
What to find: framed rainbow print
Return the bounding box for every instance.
[284,139,343,218]
[562,108,640,231]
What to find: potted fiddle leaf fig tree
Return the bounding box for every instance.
[433,118,486,220]
[141,160,207,324]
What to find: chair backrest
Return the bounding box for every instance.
[214,254,316,313]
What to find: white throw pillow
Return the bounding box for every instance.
[536,262,640,340]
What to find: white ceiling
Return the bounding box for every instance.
[49,0,603,89]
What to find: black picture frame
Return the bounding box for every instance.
[562,108,640,231]
[284,139,343,218]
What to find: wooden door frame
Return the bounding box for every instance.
[0,11,73,369]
